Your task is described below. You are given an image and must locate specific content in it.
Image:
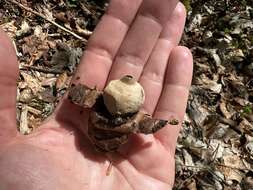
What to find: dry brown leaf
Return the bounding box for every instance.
[245,141,253,159]
[228,49,245,62]
[183,149,194,167]
[47,40,57,49]
[41,77,57,87]
[233,97,250,106]
[186,178,197,190]
[42,7,54,21]
[242,175,253,189]
[218,154,249,183]
[21,72,44,94]
[218,165,243,183]
[75,23,92,37]
[223,155,246,170]
[182,135,207,159]
[39,89,56,103]
[19,88,34,103]
[27,106,42,116]
[16,20,31,37]
[49,43,82,73]
[220,101,234,119]
[22,26,49,65]
[54,12,68,23]
[239,118,253,136]
[56,72,69,90]
[28,115,41,130]
[18,81,28,89]
[200,74,222,93]
[0,21,17,39]
[206,139,225,160]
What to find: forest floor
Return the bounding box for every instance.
[0,0,253,189]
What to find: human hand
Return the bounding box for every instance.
[0,0,193,189]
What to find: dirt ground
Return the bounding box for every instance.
[0,0,253,189]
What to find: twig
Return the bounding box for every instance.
[20,65,63,74]
[7,0,87,43]
[218,116,242,134]
[80,2,93,15]
[27,105,42,116]
[19,104,31,135]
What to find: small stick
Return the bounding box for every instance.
[19,104,31,134]
[20,65,63,74]
[7,0,87,43]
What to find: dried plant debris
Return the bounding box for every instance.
[69,75,177,152]
[49,43,82,74]
[175,0,253,189]
[68,83,102,108]
[1,0,252,188]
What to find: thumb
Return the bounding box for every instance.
[0,29,19,144]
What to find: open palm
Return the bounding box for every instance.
[0,0,193,189]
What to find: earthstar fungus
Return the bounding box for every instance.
[68,75,178,152]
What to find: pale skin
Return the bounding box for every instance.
[0,0,193,189]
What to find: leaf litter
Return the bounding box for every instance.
[1,0,253,189]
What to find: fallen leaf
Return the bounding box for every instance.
[239,118,253,136]
[16,20,31,37]
[19,88,34,103]
[21,72,44,94]
[56,72,69,90]
[0,21,17,39]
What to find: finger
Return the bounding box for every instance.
[139,2,186,114]
[0,29,19,143]
[154,46,193,154]
[107,0,178,81]
[74,0,143,89]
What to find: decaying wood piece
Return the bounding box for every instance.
[68,76,178,152]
